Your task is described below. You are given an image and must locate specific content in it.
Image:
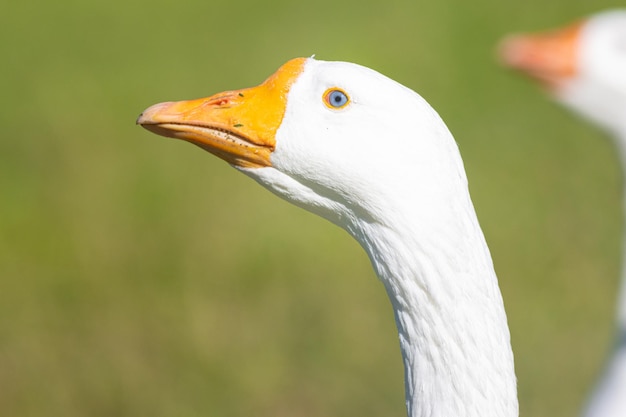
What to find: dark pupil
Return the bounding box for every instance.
[331,91,345,106]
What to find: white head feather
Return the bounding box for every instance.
[139,58,519,417]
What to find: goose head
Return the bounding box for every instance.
[138,58,467,238]
[137,57,518,417]
[499,10,626,136]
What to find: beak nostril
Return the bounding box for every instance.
[206,93,237,107]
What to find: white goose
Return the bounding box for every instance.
[500,10,626,417]
[138,57,519,417]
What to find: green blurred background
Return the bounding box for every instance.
[2,0,626,416]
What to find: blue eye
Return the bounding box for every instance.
[324,88,350,109]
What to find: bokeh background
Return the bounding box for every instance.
[2,0,626,416]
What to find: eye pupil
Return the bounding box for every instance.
[327,89,348,108]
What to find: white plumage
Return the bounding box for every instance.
[138,58,518,417]
[500,10,626,417]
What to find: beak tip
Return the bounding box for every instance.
[496,34,527,67]
[136,101,176,126]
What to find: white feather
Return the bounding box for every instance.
[239,58,518,417]
[553,10,626,417]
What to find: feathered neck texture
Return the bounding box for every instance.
[341,178,518,417]
[238,58,519,417]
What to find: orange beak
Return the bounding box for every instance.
[137,58,306,168]
[499,21,583,89]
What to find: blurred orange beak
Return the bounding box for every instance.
[137,58,306,168]
[498,21,583,89]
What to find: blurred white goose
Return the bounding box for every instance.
[138,57,519,417]
[500,10,626,417]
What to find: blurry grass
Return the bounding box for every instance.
[2,0,626,416]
